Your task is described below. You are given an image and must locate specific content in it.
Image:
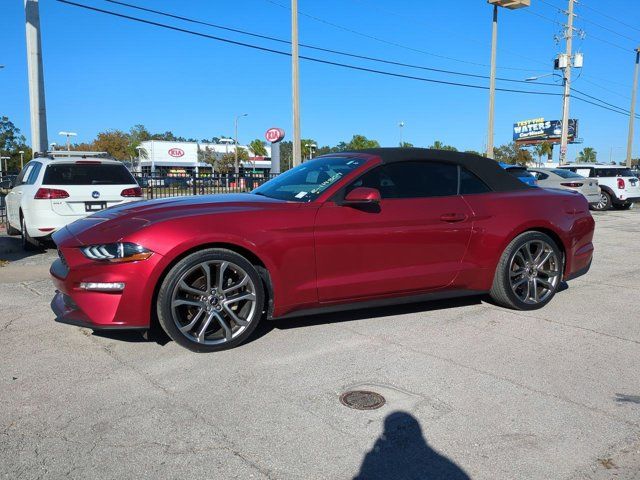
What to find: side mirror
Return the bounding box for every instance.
[343,187,381,205]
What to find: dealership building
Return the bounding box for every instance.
[137,139,272,173]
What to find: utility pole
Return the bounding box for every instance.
[486,4,498,159]
[626,47,640,167]
[559,0,575,165]
[291,0,301,168]
[399,121,405,146]
[24,0,48,155]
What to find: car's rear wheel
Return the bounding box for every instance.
[6,220,20,236]
[157,248,264,352]
[613,202,633,210]
[592,191,611,211]
[490,231,563,311]
[20,216,40,251]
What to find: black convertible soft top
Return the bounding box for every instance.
[340,148,530,192]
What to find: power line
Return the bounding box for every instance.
[57,0,639,120]
[571,87,639,117]
[347,0,551,71]
[579,0,640,35]
[105,0,557,86]
[261,0,541,72]
[57,0,562,96]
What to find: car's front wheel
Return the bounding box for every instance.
[157,248,264,352]
[490,231,563,311]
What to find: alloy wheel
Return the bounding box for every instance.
[595,192,609,210]
[509,240,561,305]
[170,260,257,345]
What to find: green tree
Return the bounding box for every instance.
[399,142,414,148]
[0,116,31,172]
[493,142,533,166]
[249,139,268,157]
[346,134,380,150]
[464,150,483,156]
[428,140,458,151]
[92,130,131,160]
[577,147,597,163]
[198,146,217,171]
[218,148,248,174]
[533,141,553,166]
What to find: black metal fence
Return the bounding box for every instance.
[133,172,279,200]
[0,193,6,228]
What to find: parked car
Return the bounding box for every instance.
[529,167,600,207]
[51,148,594,352]
[5,156,143,250]
[557,164,640,211]
[498,163,537,186]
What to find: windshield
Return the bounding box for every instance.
[253,156,368,202]
[551,169,583,179]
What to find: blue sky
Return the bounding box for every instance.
[1,0,639,162]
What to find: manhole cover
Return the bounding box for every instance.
[339,390,386,410]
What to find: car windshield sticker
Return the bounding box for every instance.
[311,172,343,194]
[295,191,308,199]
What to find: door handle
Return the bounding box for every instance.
[440,212,468,223]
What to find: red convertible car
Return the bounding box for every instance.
[50,149,595,352]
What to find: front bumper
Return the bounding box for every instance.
[50,234,164,330]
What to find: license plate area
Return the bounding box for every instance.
[85,201,107,212]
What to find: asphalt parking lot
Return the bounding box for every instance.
[1,210,639,480]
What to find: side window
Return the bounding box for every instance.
[15,164,34,187]
[349,161,458,199]
[460,168,491,194]
[575,168,592,178]
[25,162,42,184]
[529,171,548,181]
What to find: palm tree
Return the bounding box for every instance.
[533,141,552,166]
[577,147,597,163]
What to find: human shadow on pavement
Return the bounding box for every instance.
[353,411,471,480]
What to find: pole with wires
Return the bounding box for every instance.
[626,47,639,167]
[25,0,49,155]
[559,0,575,165]
[291,0,301,168]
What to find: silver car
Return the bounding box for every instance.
[529,168,600,206]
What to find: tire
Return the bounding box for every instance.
[490,231,563,311]
[20,216,40,251]
[157,248,264,352]
[613,202,633,210]
[6,220,20,236]
[592,191,612,211]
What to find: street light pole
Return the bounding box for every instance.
[399,121,405,146]
[0,156,9,176]
[19,150,25,169]
[559,0,576,165]
[626,47,640,167]
[486,4,498,159]
[291,0,301,168]
[58,131,77,155]
[234,113,248,175]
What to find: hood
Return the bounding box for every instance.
[60,193,291,245]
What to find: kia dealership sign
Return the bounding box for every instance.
[265,127,285,143]
[168,148,185,157]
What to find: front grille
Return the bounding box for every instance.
[58,249,68,269]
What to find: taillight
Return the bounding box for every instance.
[121,187,143,197]
[617,178,625,189]
[560,182,583,188]
[34,188,69,199]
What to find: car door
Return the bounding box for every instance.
[314,161,473,302]
[5,163,34,228]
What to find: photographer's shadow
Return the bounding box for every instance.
[354,411,470,480]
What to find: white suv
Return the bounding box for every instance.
[557,164,640,211]
[5,156,143,250]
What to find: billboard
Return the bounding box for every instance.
[513,118,578,143]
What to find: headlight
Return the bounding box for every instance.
[81,242,153,263]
